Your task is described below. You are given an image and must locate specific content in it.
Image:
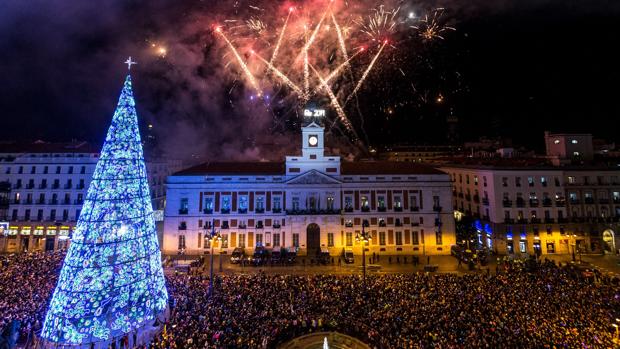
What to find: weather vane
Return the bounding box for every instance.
[124,56,137,71]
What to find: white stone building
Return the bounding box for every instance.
[0,141,182,252]
[163,121,456,257]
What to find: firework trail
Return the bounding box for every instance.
[252,51,304,96]
[331,11,350,67]
[268,8,293,71]
[310,64,354,132]
[321,47,364,87]
[215,27,262,96]
[345,40,387,105]
[359,5,400,42]
[303,29,310,100]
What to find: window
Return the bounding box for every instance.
[221,234,229,248]
[62,209,68,221]
[528,177,535,187]
[31,166,36,174]
[433,196,440,208]
[238,234,246,248]
[466,175,470,184]
[178,235,186,250]
[540,177,547,186]
[502,177,508,187]
[18,166,23,174]
[554,177,561,186]
[256,234,263,247]
[571,139,578,144]
[25,209,31,221]
[68,166,73,174]
[179,198,189,213]
[436,231,442,245]
[412,231,419,245]
[43,166,48,174]
[327,196,334,210]
[515,177,521,187]
[474,176,478,185]
[256,196,265,211]
[379,231,386,245]
[292,233,300,247]
[37,209,43,221]
[292,197,300,211]
[50,209,56,221]
[273,233,280,247]
[327,233,334,247]
[204,197,214,212]
[222,196,231,211]
[80,166,86,174]
[395,231,403,245]
[361,196,369,209]
[554,139,560,144]
[239,195,248,212]
[344,196,353,210]
[377,196,386,209]
[273,197,281,211]
[55,166,61,174]
[346,232,353,246]
[567,176,576,184]
[410,195,418,208]
[483,176,487,187]
[394,195,402,209]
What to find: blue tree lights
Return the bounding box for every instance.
[41,75,168,346]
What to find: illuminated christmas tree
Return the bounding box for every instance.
[41,69,168,346]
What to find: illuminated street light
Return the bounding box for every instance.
[355,220,371,290]
[206,221,222,297]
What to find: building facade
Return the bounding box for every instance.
[440,164,620,256]
[0,141,182,253]
[163,122,456,257]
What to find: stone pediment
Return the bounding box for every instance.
[287,170,341,185]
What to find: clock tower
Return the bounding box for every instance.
[285,106,341,175]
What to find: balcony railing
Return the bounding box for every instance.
[203,208,213,214]
[221,208,230,214]
[255,208,265,214]
[178,223,187,230]
[273,224,281,229]
[584,198,594,204]
[344,207,354,213]
[238,208,247,214]
[530,218,541,224]
[394,206,403,212]
[555,200,566,207]
[410,206,420,212]
[542,199,552,207]
[516,199,525,208]
[502,200,512,208]
[255,224,264,229]
[26,184,35,189]
[74,200,84,205]
[613,198,620,204]
[63,199,71,205]
[39,184,47,189]
[599,198,609,204]
[482,198,489,205]
[52,184,60,189]
[464,194,471,201]
[377,207,387,212]
[221,223,230,229]
[361,206,370,212]
[433,206,442,212]
[49,200,58,205]
[473,195,480,203]
[544,218,555,224]
[569,199,580,204]
[286,209,340,215]
[238,224,247,229]
[272,208,282,213]
[504,218,514,224]
[13,184,22,189]
[178,208,188,215]
[529,199,539,207]
[517,218,528,224]
[64,184,72,189]
[36,199,46,205]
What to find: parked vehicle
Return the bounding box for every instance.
[343,249,354,264]
[316,247,331,265]
[230,248,245,264]
[271,249,283,264]
[250,246,270,266]
[285,247,298,264]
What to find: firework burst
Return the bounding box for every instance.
[412,8,455,41]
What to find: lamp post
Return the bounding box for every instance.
[206,222,221,297]
[355,220,370,290]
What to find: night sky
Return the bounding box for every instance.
[0,0,619,161]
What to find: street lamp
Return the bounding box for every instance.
[355,220,370,289]
[206,222,221,297]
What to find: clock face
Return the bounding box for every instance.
[308,135,319,147]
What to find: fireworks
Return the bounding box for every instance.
[213,1,455,137]
[412,8,455,41]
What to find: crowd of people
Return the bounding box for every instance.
[153,259,620,348]
[1,251,619,348]
[0,251,65,342]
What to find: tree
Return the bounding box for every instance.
[41,75,168,346]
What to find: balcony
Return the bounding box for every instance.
[178,208,188,215]
[378,221,387,227]
[502,200,512,208]
[64,184,72,189]
[569,199,580,205]
[377,206,387,212]
[255,223,264,229]
[36,199,46,205]
[286,209,340,215]
[361,206,370,212]
[394,206,403,212]
[410,206,420,212]
[12,199,20,204]
[411,222,420,226]
[273,223,281,229]
[238,224,247,229]
[26,184,35,189]
[434,219,442,227]
[26,199,33,205]
[49,199,58,205]
[517,218,528,224]
[395,220,403,227]
[482,215,490,221]
[516,199,525,208]
[52,184,60,189]
[13,184,22,189]
[221,223,230,229]
[542,199,552,207]
[504,218,514,224]
[238,208,247,214]
[555,200,566,207]
[557,217,568,223]
[74,200,84,205]
[482,198,490,206]
[584,198,594,204]
[544,218,555,224]
[255,208,265,214]
[529,199,539,207]
[76,185,85,190]
[203,208,213,214]
[473,195,480,203]
[38,184,47,189]
[63,199,71,205]
[614,198,620,204]
[530,218,541,224]
[344,207,354,213]
[464,194,471,201]
[433,206,442,212]
[178,222,187,230]
[458,193,464,198]
[599,198,609,204]
[272,208,282,213]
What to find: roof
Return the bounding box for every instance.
[341,161,446,175]
[174,162,285,176]
[0,141,98,154]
